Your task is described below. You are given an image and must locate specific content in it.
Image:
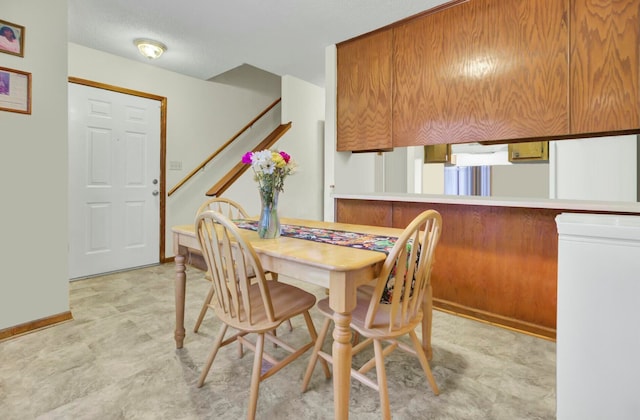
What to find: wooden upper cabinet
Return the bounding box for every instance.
[508,141,549,162]
[336,29,393,152]
[570,0,640,134]
[392,0,570,146]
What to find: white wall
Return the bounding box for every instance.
[324,45,337,221]
[492,163,550,198]
[423,164,446,194]
[225,75,326,220]
[279,75,325,219]
[0,0,69,330]
[551,135,637,201]
[383,148,408,193]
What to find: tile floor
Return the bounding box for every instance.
[0,263,556,419]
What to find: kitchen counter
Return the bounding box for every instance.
[332,192,640,213]
[332,193,640,339]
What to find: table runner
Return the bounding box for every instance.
[235,219,414,304]
[234,219,398,253]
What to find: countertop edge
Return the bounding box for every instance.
[332,193,640,213]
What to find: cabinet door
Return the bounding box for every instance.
[571,0,640,133]
[393,0,569,146]
[336,29,393,152]
[424,144,452,163]
[508,141,549,162]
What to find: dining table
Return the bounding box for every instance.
[172,217,436,420]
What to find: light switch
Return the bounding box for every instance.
[169,160,182,170]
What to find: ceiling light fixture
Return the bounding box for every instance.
[134,38,167,60]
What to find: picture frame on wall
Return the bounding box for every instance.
[0,19,24,57]
[0,66,31,114]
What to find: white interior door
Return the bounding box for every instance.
[68,83,160,279]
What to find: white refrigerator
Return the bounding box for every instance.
[556,213,640,420]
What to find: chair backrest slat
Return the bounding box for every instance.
[197,197,250,220]
[364,210,442,333]
[196,210,275,327]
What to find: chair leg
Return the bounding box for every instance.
[270,272,293,332]
[197,323,228,387]
[373,339,391,420]
[247,333,266,420]
[194,284,215,333]
[352,331,360,346]
[303,311,331,378]
[409,330,440,395]
[302,317,332,392]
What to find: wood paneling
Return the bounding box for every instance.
[337,198,640,338]
[392,202,559,331]
[392,0,569,146]
[336,199,393,227]
[570,0,640,134]
[337,29,393,152]
[336,198,559,338]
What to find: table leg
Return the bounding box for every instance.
[332,311,352,420]
[174,254,186,349]
[422,283,433,360]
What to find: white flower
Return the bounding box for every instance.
[252,150,272,166]
[261,160,276,174]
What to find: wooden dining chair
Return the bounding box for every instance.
[196,197,250,220]
[193,197,284,333]
[195,210,328,420]
[301,210,442,420]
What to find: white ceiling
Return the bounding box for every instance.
[68,0,448,87]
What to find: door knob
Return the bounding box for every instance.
[152,190,159,196]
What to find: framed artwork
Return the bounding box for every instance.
[0,19,24,57]
[0,66,31,114]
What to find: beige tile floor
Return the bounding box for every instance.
[0,263,556,419]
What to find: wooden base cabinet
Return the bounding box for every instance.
[337,198,559,339]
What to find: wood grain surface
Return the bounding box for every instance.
[337,29,393,151]
[337,198,559,338]
[392,0,569,146]
[570,0,640,134]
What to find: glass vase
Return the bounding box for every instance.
[258,189,281,238]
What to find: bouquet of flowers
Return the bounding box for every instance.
[242,149,296,238]
[242,149,296,204]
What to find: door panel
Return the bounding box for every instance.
[69,83,160,279]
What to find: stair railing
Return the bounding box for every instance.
[168,97,282,197]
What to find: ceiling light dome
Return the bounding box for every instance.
[134,38,167,59]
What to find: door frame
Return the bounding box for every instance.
[68,77,168,263]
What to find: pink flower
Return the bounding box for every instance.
[279,151,290,163]
[241,152,253,164]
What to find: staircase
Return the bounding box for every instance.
[167,98,290,198]
[206,122,291,196]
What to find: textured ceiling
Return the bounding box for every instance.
[68,0,448,87]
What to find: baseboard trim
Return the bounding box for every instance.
[433,298,556,341]
[0,311,73,341]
